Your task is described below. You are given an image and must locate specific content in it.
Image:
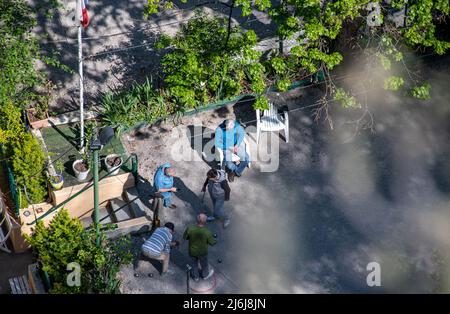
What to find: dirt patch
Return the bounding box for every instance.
[121,89,305,181]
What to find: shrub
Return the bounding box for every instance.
[99,78,172,134]
[264,54,308,92]
[25,209,133,294]
[156,12,267,109]
[0,0,69,110]
[410,82,431,100]
[0,101,47,205]
[384,76,405,91]
[11,132,47,204]
[0,101,24,150]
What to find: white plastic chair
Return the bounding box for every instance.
[256,102,289,144]
[215,137,251,169]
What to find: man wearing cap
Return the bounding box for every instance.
[154,163,177,209]
[141,222,179,275]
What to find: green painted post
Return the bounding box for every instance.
[93,149,100,247]
[43,270,51,291]
[131,153,138,181]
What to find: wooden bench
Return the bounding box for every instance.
[9,275,32,294]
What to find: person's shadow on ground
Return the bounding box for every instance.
[186,125,218,169]
[173,177,210,215]
[135,174,155,210]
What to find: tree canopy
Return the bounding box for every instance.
[145,0,449,113]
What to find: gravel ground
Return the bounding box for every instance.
[118,56,450,292]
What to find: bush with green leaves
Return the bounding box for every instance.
[0,0,70,111]
[11,132,47,205]
[25,209,133,294]
[333,88,361,109]
[410,82,431,100]
[156,12,267,109]
[0,0,69,207]
[264,54,310,92]
[0,101,24,149]
[145,0,448,116]
[0,101,47,206]
[384,76,405,91]
[99,78,172,134]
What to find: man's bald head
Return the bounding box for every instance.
[197,213,207,225]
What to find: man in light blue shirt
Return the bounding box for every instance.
[141,222,179,275]
[215,119,249,181]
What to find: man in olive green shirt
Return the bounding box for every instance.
[183,213,217,281]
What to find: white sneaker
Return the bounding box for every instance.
[203,268,214,280]
[223,219,231,229]
[191,276,200,282]
[207,216,216,222]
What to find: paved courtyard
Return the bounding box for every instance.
[118,53,450,293]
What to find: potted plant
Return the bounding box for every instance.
[27,103,49,129]
[26,81,53,129]
[72,120,98,182]
[48,160,65,190]
[73,152,91,182]
[104,154,123,176]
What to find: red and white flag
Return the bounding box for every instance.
[76,0,90,28]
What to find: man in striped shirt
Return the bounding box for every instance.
[141,222,179,275]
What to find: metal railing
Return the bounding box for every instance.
[0,144,21,216]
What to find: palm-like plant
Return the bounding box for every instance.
[98,78,171,134]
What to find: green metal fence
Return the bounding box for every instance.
[127,71,325,133]
[183,71,325,117]
[0,144,20,216]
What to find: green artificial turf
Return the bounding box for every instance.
[41,123,129,187]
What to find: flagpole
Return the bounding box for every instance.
[78,2,85,153]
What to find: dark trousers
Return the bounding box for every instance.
[151,195,165,225]
[189,254,209,279]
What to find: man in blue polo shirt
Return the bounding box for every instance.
[215,119,249,182]
[141,222,179,275]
